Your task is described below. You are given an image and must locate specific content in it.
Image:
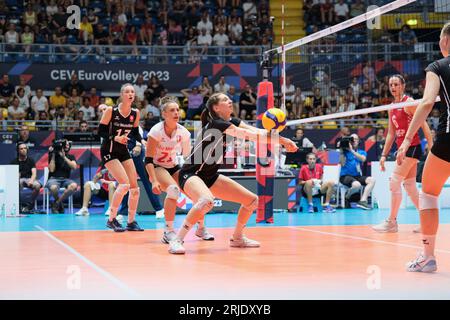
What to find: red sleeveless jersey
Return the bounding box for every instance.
[391,95,420,147]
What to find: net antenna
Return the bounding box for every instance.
[265,0,417,112]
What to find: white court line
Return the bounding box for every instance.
[35,225,141,299]
[287,226,450,255]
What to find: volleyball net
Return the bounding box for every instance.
[266,0,449,128]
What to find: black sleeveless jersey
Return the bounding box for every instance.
[102,105,138,152]
[425,57,450,135]
[182,117,241,176]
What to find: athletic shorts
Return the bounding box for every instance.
[339,175,369,188]
[431,133,450,162]
[46,177,77,189]
[405,144,422,160]
[100,143,131,164]
[178,169,220,192]
[95,188,109,200]
[154,164,180,177]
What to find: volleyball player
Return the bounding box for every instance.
[372,75,433,233]
[98,83,145,232]
[145,96,215,244]
[168,93,298,254]
[396,22,450,272]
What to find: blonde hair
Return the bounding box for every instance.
[120,83,134,94]
[160,95,180,112]
[441,21,450,37]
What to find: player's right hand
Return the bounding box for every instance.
[380,156,386,172]
[152,181,162,195]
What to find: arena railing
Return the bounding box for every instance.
[1,118,389,133]
[0,42,439,64]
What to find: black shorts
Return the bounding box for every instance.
[100,143,131,164]
[431,133,450,162]
[339,175,369,188]
[178,169,220,192]
[405,144,422,160]
[154,164,180,177]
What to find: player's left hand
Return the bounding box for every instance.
[396,139,411,166]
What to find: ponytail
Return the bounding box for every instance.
[201,92,224,127]
[200,108,210,127]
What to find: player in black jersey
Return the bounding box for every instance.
[397,22,450,272]
[168,92,298,254]
[98,83,146,232]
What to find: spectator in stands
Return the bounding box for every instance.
[168,19,184,45]
[29,87,50,118]
[93,23,110,46]
[18,125,35,148]
[196,11,213,35]
[49,86,67,111]
[181,86,205,120]
[299,152,336,213]
[349,76,361,97]
[362,62,377,89]
[326,86,339,114]
[339,133,375,210]
[214,76,230,94]
[144,111,159,132]
[76,120,90,133]
[315,73,338,98]
[197,28,212,55]
[243,0,257,22]
[8,97,26,120]
[106,0,121,17]
[334,0,349,23]
[37,20,51,44]
[88,87,100,109]
[412,83,425,100]
[4,23,19,51]
[79,97,96,121]
[292,87,306,118]
[284,77,296,107]
[126,25,139,55]
[135,0,148,16]
[213,26,229,46]
[79,15,94,45]
[378,83,393,106]
[185,26,198,47]
[239,109,247,120]
[53,25,69,45]
[133,75,147,103]
[63,74,85,98]
[23,4,38,27]
[399,24,417,52]
[292,128,315,149]
[68,88,82,109]
[343,87,358,111]
[213,8,227,28]
[109,15,126,45]
[350,0,365,18]
[227,85,240,117]
[1,74,15,107]
[21,25,34,54]
[428,108,440,131]
[199,76,213,101]
[321,0,334,26]
[358,83,377,110]
[15,76,31,100]
[123,0,136,18]
[228,16,243,45]
[311,88,325,115]
[87,8,99,26]
[144,97,161,119]
[242,20,258,51]
[239,84,257,116]
[117,6,128,27]
[145,75,165,103]
[16,87,30,112]
[11,142,42,213]
[38,111,50,130]
[139,17,154,45]
[47,139,78,213]
[75,165,117,216]
[184,3,201,29]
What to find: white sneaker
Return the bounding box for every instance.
[155,209,165,219]
[168,239,185,254]
[162,230,177,244]
[195,227,215,241]
[406,253,437,272]
[413,226,422,233]
[372,219,398,233]
[75,208,89,216]
[116,214,124,222]
[230,235,260,248]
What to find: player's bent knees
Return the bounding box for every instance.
[166,184,180,200]
[243,194,258,212]
[193,196,214,212]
